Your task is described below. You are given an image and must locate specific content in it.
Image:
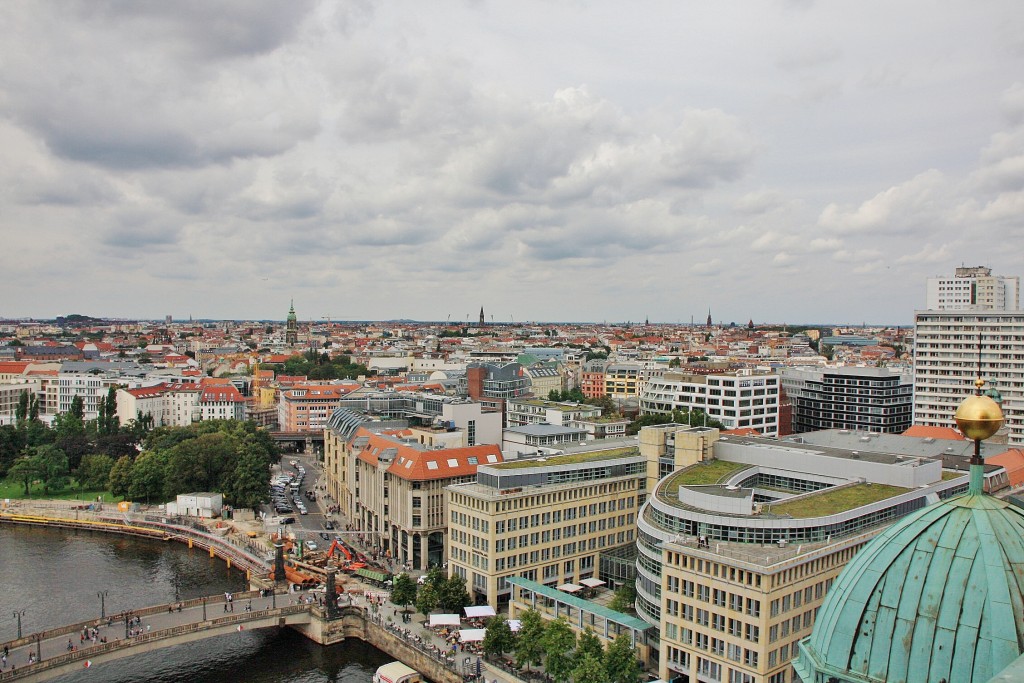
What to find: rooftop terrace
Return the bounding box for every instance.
[491,447,640,469]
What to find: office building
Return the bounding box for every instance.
[325,424,502,570]
[913,310,1024,445]
[637,425,967,683]
[925,265,1019,311]
[640,370,781,437]
[446,445,645,608]
[779,366,913,434]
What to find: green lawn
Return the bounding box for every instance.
[666,460,751,487]
[0,479,122,503]
[768,483,908,518]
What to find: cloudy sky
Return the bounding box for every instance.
[2,1,1023,325]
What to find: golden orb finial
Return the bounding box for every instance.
[955,389,1004,442]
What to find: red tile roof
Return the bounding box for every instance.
[352,429,503,481]
[902,425,965,441]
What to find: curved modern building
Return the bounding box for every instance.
[636,425,967,683]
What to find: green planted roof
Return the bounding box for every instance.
[769,483,909,519]
[794,493,1024,683]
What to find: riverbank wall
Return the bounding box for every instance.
[0,501,269,575]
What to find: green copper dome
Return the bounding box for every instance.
[794,492,1024,683]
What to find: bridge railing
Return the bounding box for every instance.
[0,603,309,681]
[0,590,274,653]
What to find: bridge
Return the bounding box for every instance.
[0,591,311,683]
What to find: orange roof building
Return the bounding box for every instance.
[341,427,502,570]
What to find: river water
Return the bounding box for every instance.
[0,524,392,682]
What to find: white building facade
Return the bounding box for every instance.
[640,370,781,436]
[913,310,1024,445]
[925,266,1019,311]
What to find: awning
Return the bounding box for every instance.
[508,619,522,632]
[464,605,496,618]
[580,578,606,588]
[557,583,583,593]
[429,614,461,627]
[459,628,486,642]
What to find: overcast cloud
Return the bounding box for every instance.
[1,1,1022,324]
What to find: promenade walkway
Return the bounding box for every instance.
[0,591,304,682]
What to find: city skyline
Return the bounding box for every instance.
[1,2,1022,324]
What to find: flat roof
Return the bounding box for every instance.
[504,424,587,436]
[489,447,640,470]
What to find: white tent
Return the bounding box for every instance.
[464,605,496,618]
[580,578,606,588]
[557,583,583,593]
[508,619,522,632]
[459,628,487,642]
[429,614,462,627]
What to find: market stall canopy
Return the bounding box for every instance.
[557,583,583,593]
[459,628,487,642]
[508,620,522,632]
[580,578,606,588]
[429,614,461,627]
[464,605,496,618]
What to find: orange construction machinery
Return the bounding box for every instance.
[327,540,366,571]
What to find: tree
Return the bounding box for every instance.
[576,628,604,662]
[15,389,29,425]
[391,573,417,614]
[128,451,166,503]
[224,445,271,509]
[6,456,41,495]
[96,387,119,436]
[603,634,642,683]
[69,395,85,421]
[542,617,578,683]
[0,424,26,477]
[571,652,608,683]
[668,357,682,368]
[32,445,70,493]
[483,614,516,660]
[108,456,134,498]
[414,582,440,617]
[438,573,472,614]
[609,581,636,613]
[52,409,90,471]
[77,454,115,490]
[514,609,546,672]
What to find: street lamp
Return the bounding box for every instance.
[124,610,133,639]
[201,597,207,621]
[97,590,109,620]
[12,609,25,640]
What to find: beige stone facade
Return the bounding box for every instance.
[446,447,645,608]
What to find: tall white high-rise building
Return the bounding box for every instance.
[915,267,1023,445]
[913,311,1024,445]
[925,266,1019,311]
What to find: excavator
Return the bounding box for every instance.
[327,539,366,571]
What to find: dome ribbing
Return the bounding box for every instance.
[794,493,1024,683]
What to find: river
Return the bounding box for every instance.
[0,524,393,682]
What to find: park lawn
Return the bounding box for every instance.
[0,479,122,503]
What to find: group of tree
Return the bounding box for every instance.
[266,350,368,381]
[107,420,279,509]
[627,409,725,435]
[387,566,473,617]
[483,609,642,683]
[0,388,152,489]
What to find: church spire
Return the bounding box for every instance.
[479,306,485,326]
